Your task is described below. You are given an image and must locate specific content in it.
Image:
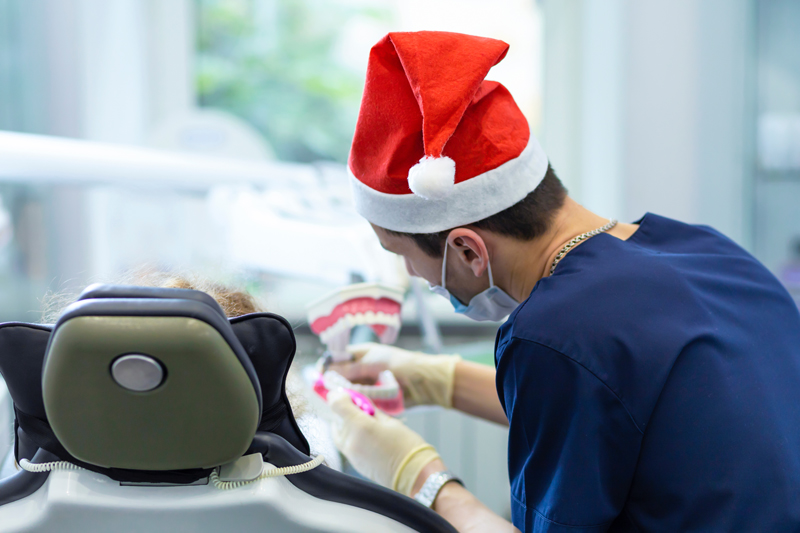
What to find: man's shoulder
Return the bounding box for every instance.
[497,213,773,388]
[507,213,759,348]
[496,238,707,429]
[508,249,690,348]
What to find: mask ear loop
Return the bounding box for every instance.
[444,239,495,290]
[441,243,449,290]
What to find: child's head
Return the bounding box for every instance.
[42,269,263,322]
[133,271,261,317]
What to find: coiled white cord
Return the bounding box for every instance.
[20,454,325,491]
[18,459,85,473]
[210,454,325,490]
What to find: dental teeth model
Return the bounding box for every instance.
[307,282,406,415]
[312,369,404,416]
[307,282,405,362]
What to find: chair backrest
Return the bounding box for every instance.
[41,286,262,471]
[0,285,459,533]
[0,285,310,481]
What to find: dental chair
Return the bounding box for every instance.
[0,285,456,533]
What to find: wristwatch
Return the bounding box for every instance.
[413,470,463,508]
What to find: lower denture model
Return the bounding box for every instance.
[307,282,406,415]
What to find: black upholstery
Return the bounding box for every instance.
[0,448,59,507]
[15,424,39,464]
[248,432,458,533]
[230,313,309,455]
[0,323,51,423]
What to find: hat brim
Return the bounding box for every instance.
[349,135,549,234]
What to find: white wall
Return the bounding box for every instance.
[28,0,197,287]
[42,0,194,144]
[542,0,755,248]
[580,0,625,220]
[540,0,584,199]
[624,0,700,225]
[694,0,755,248]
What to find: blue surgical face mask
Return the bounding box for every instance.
[428,244,520,322]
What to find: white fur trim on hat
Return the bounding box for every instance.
[407,155,456,200]
[349,134,549,234]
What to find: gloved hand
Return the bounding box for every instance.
[335,343,461,408]
[328,388,440,496]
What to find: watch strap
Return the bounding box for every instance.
[413,470,463,508]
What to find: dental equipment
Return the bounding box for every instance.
[307,282,406,415]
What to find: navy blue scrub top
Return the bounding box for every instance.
[495,214,800,532]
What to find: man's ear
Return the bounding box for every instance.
[446,228,489,278]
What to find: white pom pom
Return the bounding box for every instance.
[407,156,456,200]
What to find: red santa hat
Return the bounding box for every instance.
[348,31,549,234]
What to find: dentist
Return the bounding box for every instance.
[328,31,800,533]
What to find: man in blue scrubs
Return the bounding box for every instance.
[328,31,800,532]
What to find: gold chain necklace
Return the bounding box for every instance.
[549,219,618,276]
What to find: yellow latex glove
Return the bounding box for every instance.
[336,343,461,408]
[328,389,440,496]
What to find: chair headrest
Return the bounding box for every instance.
[0,285,309,480]
[78,283,229,318]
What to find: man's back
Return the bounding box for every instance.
[496,213,800,532]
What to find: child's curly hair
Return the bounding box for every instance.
[41,268,264,322]
[133,271,262,318]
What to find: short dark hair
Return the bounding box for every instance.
[385,164,567,258]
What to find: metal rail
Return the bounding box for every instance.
[0,131,316,191]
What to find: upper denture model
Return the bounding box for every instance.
[307,282,405,362]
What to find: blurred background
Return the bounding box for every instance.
[1,0,799,520]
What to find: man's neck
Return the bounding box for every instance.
[492,197,637,303]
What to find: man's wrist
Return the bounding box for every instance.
[430,477,468,513]
[413,469,462,508]
[395,446,441,496]
[410,458,446,498]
